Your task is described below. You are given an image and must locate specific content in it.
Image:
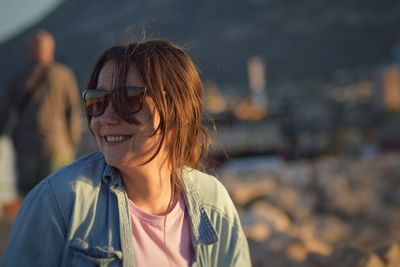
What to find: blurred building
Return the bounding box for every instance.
[382,65,400,112]
[233,56,268,121]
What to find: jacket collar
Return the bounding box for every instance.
[181,168,218,245]
[102,164,118,183]
[101,164,124,192]
[101,164,218,245]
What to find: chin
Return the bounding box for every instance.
[102,152,123,168]
[102,151,141,170]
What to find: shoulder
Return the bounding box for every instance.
[47,151,106,189]
[21,152,107,224]
[183,168,227,198]
[182,168,238,222]
[27,151,106,204]
[48,62,76,79]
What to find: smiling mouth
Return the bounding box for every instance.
[104,135,133,143]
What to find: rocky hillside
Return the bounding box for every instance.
[219,153,400,266]
[0,0,399,90]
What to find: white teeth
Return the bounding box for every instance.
[105,135,131,142]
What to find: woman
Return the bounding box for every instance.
[1,40,251,267]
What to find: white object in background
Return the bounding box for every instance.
[247,56,268,109]
[0,135,17,204]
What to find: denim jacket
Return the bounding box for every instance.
[1,152,251,267]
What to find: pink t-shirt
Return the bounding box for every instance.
[128,196,193,267]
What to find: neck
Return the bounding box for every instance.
[120,160,174,215]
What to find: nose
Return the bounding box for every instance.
[98,102,120,124]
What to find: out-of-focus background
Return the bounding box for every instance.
[1,0,400,266]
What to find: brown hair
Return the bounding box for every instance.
[86,40,212,187]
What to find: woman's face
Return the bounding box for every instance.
[90,62,163,169]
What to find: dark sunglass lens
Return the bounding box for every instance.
[125,87,145,114]
[85,97,106,116]
[126,95,143,113]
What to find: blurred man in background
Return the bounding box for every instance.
[0,29,81,199]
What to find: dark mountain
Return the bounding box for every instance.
[0,0,399,90]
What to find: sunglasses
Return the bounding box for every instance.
[82,87,146,117]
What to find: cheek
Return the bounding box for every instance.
[133,108,153,125]
[89,118,100,136]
